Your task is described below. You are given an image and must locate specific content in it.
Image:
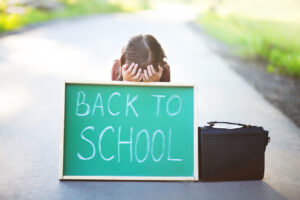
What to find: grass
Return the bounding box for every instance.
[0,0,148,33]
[198,12,300,78]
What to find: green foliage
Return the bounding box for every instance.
[267,65,275,73]
[0,14,21,31]
[0,0,146,34]
[199,12,300,78]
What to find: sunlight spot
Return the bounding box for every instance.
[0,85,33,120]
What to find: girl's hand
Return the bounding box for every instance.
[122,63,143,82]
[143,65,163,82]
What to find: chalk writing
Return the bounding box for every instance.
[75,90,184,164]
[76,126,182,163]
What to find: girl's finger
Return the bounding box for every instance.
[150,65,156,75]
[138,72,143,81]
[133,68,142,79]
[147,65,153,77]
[144,69,149,80]
[126,62,135,74]
[122,64,129,71]
[131,64,139,75]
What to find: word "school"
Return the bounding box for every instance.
[77,126,183,163]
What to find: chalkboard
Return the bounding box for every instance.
[60,81,198,181]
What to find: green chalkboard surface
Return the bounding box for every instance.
[60,82,198,181]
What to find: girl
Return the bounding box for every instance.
[111,34,170,82]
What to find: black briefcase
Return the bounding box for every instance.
[199,121,270,182]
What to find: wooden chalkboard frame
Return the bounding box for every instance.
[59,81,198,181]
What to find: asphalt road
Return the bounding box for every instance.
[0,5,299,200]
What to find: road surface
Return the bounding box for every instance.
[0,5,299,200]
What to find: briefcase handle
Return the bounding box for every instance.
[207,121,271,145]
[207,121,252,128]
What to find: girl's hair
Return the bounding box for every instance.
[120,34,166,71]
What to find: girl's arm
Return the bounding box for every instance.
[111,60,122,81]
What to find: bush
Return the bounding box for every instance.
[199,12,300,78]
[0,0,148,34]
